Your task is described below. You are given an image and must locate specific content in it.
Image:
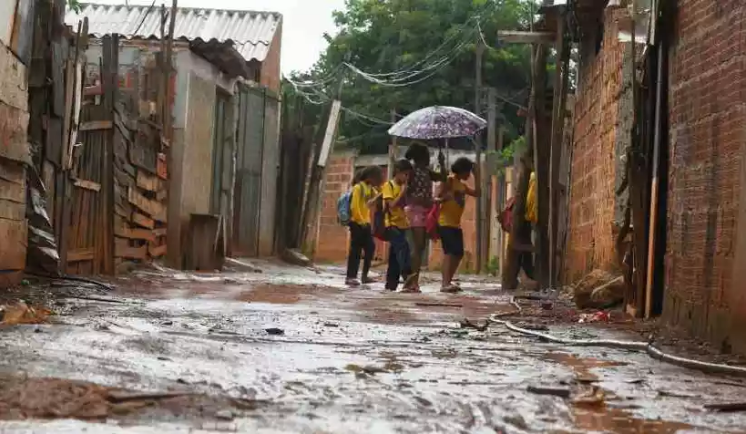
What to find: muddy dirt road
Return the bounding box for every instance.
[1,261,745,433]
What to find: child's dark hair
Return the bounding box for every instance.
[352,169,364,186]
[404,143,430,165]
[361,165,383,182]
[394,159,413,174]
[451,157,475,175]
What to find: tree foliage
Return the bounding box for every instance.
[286,0,537,154]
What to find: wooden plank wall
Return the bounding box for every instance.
[62,35,170,274]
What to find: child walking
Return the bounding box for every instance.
[402,143,441,293]
[346,166,383,287]
[436,157,480,293]
[382,159,413,291]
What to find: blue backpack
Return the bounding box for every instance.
[337,191,352,226]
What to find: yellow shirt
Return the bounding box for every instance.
[382,180,408,229]
[439,176,467,228]
[350,182,374,225]
[525,172,537,223]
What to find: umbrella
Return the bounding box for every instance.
[387,106,487,140]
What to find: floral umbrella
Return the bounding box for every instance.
[387,106,487,140]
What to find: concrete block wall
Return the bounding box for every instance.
[565,7,629,284]
[0,41,29,288]
[662,0,746,353]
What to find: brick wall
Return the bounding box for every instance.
[260,26,282,94]
[565,7,630,284]
[314,153,356,262]
[663,0,746,352]
[0,41,29,288]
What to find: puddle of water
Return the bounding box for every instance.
[543,351,627,382]
[573,407,694,433]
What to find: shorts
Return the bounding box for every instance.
[438,226,464,258]
[405,205,429,228]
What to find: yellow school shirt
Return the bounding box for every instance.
[526,172,537,223]
[382,181,408,229]
[439,176,467,228]
[350,182,373,225]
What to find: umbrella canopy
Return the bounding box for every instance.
[387,106,487,140]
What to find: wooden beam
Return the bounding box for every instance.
[548,10,570,289]
[73,178,101,192]
[132,212,155,229]
[79,120,113,131]
[149,243,167,258]
[115,238,148,260]
[115,224,156,242]
[67,248,95,262]
[128,187,166,221]
[497,31,555,45]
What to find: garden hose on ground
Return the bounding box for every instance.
[488,298,746,378]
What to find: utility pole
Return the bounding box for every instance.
[388,109,397,178]
[474,39,485,274]
[486,88,497,264]
[299,64,346,250]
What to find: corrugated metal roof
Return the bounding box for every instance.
[66,3,281,62]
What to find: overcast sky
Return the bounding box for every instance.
[87,0,346,74]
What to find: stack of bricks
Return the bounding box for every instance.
[663,0,746,352]
[565,7,629,284]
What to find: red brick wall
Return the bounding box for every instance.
[662,0,746,352]
[565,8,628,283]
[260,25,282,94]
[314,153,356,262]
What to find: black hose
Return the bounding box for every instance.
[488,299,746,378]
[26,272,114,292]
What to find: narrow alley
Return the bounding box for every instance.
[1,262,745,433]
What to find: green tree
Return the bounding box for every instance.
[287,0,536,154]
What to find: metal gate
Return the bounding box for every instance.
[233,85,265,256]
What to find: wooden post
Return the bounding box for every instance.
[485,87,497,269]
[502,46,539,290]
[531,42,550,289]
[388,109,397,178]
[645,38,665,319]
[549,7,569,288]
[475,40,485,274]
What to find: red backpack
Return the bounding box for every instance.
[425,205,440,240]
[498,197,516,233]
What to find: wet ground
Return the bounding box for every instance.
[1,260,746,433]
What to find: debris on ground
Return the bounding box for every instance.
[578,311,611,323]
[704,402,746,413]
[572,386,606,408]
[572,269,625,309]
[265,327,285,336]
[527,385,571,398]
[0,301,52,325]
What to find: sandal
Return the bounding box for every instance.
[440,284,462,294]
